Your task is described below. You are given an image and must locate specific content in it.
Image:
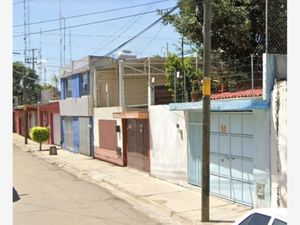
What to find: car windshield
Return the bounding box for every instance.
[239,213,271,225]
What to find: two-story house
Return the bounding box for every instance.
[59,56,113,156]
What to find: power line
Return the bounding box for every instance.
[13,0,34,5]
[105,5,178,56]
[13,0,171,28]
[91,2,156,55]
[13,8,172,38]
[57,6,178,78]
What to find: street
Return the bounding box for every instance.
[13,144,166,225]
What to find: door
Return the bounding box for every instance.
[126,119,149,172]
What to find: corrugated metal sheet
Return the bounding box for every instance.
[72,117,80,152]
[79,117,91,156]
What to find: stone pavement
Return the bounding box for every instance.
[13,133,251,225]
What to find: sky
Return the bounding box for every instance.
[13,0,185,84]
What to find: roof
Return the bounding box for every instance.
[211,88,262,100]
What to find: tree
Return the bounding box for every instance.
[29,126,50,151]
[159,0,267,60]
[13,62,42,105]
[165,53,203,102]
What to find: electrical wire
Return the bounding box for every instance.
[13,0,171,28]
[91,3,156,55]
[105,5,178,56]
[13,8,172,38]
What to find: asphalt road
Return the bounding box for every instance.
[13,144,165,225]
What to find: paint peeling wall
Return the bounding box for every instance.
[149,105,188,186]
[270,81,287,207]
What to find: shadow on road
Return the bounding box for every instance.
[13,187,20,202]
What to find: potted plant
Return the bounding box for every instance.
[228,79,238,92]
[191,80,202,101]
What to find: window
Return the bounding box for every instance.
[66,78,72,98]
[272,219,287,225]
[239,213,271,225]
[81,73,89,96]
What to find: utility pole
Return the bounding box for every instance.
[63,17,66,67]
[59,0,63,71]
[181,36,185,102]
[28,48,38,72]
[197,0,212,222]
[69,30,72,63]
[23,0,28,144]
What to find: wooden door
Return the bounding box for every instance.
[126,119,149,172]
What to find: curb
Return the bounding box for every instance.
[13,139,192,225]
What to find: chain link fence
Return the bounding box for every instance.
[266,0,287,54]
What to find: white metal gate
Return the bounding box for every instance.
[188,111,255,206]
[53,113,61,145]
[79,117,91,156]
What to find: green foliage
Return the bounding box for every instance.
[159,0,267,60]
[13,62,42,104]
[29,127,50,151]
[165,53,203,101]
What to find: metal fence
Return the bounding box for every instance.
[266,0,287,54]
[153,55,263,104]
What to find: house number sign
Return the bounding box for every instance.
[220,125,227,133]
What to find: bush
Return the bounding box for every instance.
[29,126,50,151]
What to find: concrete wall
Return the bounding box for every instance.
[263,53,287,100]
[41,89,52,103]
[149,105,188,186]
[59,95,93,116]
[270,81,287,208]
[252,110,271,208]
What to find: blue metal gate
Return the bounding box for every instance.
[188,111,254,206]
[72,117,80,153]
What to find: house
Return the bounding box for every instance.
[93,55,167,172]
[59,56,112,156]
[148,53,287,208]
[13,89,61,146]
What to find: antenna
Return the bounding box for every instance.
[39,28,43,85]
[63,17,66,67]
[59,0,63,71]
[27,0,31,52]
[69,30,72,63]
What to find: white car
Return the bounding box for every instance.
[232,208,287,225]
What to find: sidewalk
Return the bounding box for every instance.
[13,133,251,225]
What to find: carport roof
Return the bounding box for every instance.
[169,97,269,111]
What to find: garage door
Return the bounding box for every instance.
[188,111,255,206]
